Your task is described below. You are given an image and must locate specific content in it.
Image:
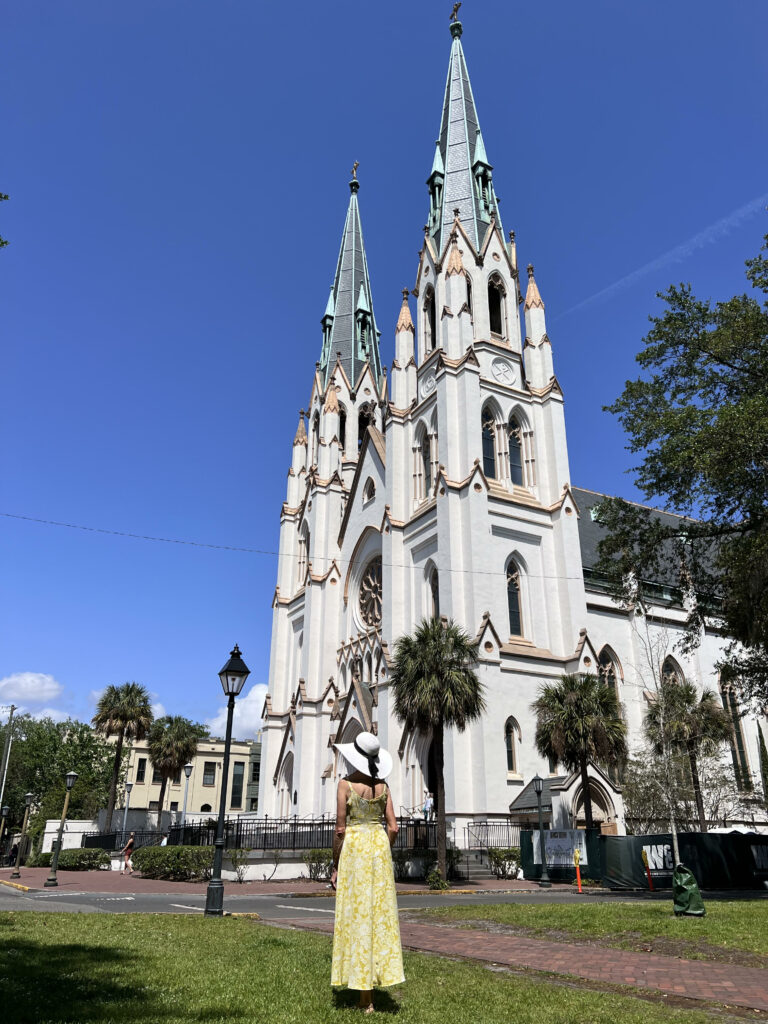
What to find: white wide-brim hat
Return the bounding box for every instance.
[334,731,393,780]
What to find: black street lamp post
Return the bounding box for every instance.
[11,792,34,880]
[121,780,133,843]
[181,762,193,829]
[45,771,78,887]
[532,774,551,889]
[0,806,9,852]
[204,644,250,917]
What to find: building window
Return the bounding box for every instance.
[507,562,522,637]
[721,683,752,790]
[424,289,436,352]
[508,418,523,486]
[231,762,245,809]
[466,276,473,316]
[250,797,258,812]
[339,407,347,452]
[203,761,216,786]
[171,769,181,786]
[488,276,505,337]
[482,410,496,478]
[149,801,159,811]
[136,758,146,783]
[170,801,178,812]
[504,717,519,773]
[251,760,260,784]
[421,432,432,499]
[200,803,212,813]
[363,478,375,504]
[152,765,162,785]
[661,656,684,686]
[358,404,373,450]
[598,647,621,700]
[297,527,310,584]
[359,556,383,627]
[429,567,440,619]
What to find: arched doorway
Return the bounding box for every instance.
[279,752,294,818]
[573,781,615,828]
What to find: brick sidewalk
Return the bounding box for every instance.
[280,916,768,1012]
[0,866,564,897]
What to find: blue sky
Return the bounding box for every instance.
[2,1,766,738]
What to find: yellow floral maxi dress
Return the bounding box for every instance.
[331,785,405,990]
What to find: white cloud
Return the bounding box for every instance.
[89,688,105,706]
[0,672,63,706]
[31,706,70,723]
[151,701,166,719]
[206,683,268,740]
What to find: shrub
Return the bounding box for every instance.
[426,868,450,890]
[57,849,111,871]
[132,845,213,881]
[227,847,252,884]
[488,846,521,879]
[391,848,411,881]
[28,851,52,868]
[302,848,332,881]
[446,847,463,881]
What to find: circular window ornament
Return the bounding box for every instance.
[359,557,383,628]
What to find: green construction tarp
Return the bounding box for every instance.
[673,863,706,916]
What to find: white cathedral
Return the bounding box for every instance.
[258,19,758,834]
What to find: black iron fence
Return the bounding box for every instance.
[464,821,521,850]
[82,830,165,852]
[82,817,438,853]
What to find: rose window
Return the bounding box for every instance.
[359,557,383,627]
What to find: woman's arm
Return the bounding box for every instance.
[332,779,349,870]
[384,787,399,848]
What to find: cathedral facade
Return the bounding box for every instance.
[258,20,759,833]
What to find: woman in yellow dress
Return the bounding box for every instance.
[331,731,405,1012]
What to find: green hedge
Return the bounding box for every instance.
[302,848,332,881]
[488,846,521,879]
[132,845,213,881]
[28,851,52,868]
[57,849,111,871]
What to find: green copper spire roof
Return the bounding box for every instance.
[427,20,504,254]
[319,178,382,389]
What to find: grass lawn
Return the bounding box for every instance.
[407,900,768,963]
[0,912,717,1024]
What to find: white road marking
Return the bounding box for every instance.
[275,904,334,914]
[95,896,135,902]
[169,903,203,911]
[33,892,89,898]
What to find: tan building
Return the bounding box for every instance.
[125,737,262,819]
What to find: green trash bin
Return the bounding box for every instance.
[672,863,705,917]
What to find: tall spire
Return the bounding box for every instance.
[427,18,503,255]
[319,174,382,388]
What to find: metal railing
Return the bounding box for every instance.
[464,821,521,850]
[81,829,165,852]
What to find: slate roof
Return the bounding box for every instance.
[508,776,566,815]
[428,21,503,255]
[319,181,382,389]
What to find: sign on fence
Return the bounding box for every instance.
[532,829,588,866]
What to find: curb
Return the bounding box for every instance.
[0,878,31,892]
[279,885,584,899]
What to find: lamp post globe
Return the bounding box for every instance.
[531,774,552,889]
[45,771,78,887]
[205,645,250,917]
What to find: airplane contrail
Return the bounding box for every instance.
[556,192,768,319]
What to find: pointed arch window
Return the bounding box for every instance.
[507,561,522,637]
[598,647,621,701]
[720,680,752,790]
[297,527,310,585]
[339,407,347,453]
[421,431,432,498]
[424,288,436,353]
[312,413,320,466]
[363,478,375,504]
[488,276,505,338]
[358,404,373,451]
[508,418,523,486]
[482,408,497,479]
[466,276,473,316]
[504,717,520,773]
[661,657,684,686]
[429,567,440,619]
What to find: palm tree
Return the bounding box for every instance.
[644,678,733,832]
[92,682,153,831]
[531,673,627,830]
[147,716,207,824]
[390,617,486,880]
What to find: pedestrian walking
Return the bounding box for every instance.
[331,731,404,1013]
[120,832,135,874]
